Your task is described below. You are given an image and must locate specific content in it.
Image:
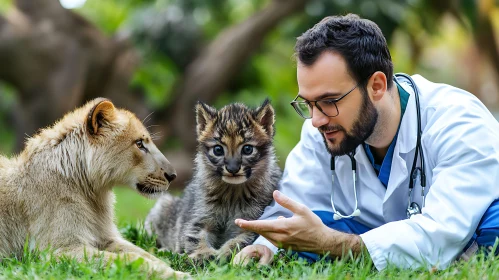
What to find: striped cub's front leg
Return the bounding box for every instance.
[186,229,218,262]
[216,231,257,260]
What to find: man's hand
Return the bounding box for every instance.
[235,190,363,257]
[232,244,274,266]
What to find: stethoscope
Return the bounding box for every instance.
[330,73,426,220]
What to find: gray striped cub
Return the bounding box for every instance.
[145,100,281,261]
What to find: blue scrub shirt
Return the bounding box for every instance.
[363,83,409,187]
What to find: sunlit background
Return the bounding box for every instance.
[60,0,86,9]
[1,0,498,224]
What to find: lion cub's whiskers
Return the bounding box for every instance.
[141,111,155,125]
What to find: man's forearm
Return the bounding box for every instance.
[319,228,367,258]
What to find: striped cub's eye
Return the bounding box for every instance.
[242,145,253,155]
[213,145,224,156]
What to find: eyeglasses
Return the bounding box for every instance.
[290,82,360,119]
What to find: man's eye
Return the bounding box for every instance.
[136,140,148,152]
[213,145,224,156]
[320,99,337,106]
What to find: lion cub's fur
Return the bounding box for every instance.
[0,98,186,278]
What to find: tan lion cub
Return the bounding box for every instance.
[0,98,187,278]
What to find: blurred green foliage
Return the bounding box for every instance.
[0,0,9,12]
[0,82,16,156]
[1,0,497,222]
[72,0,425,164]
[79,0,324,163]
[114,187,183,224]
[2,0,483,161]
[114,188,157,225]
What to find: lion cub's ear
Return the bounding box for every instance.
[195,101,217,136]
[253,98,275,137]
[87,98,116,135]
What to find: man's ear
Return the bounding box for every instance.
[195,101,217,136]
[369,71,388,101]
[254,98,275,137]
[86,98,116,135]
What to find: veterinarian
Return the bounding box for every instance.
[233,14,499,270]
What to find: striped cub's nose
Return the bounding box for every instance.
[226,158,241,174]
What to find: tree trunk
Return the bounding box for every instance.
[474,3,499,91]
[0,0,309,188]
[159,0,310,153]
[0,0,141,151]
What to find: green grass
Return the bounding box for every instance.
[1,189,497,279]
[1,223,499,279]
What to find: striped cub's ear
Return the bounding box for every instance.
[254,98,275,137]
[86,98,116,136]
[195,101,217,136]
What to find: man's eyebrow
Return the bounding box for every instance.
[298,92,342,100]
[317,92,343,100]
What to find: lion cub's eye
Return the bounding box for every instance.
[135,139,148,152]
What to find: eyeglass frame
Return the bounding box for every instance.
[290,82,362,119]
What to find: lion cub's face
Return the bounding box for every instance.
[85,99,176,198]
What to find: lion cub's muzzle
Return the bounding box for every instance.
[164,172,176,183]
[136,173,173,196]
[136,151,177,197]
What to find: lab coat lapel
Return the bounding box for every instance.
[353,145,385,195]
[383,82,418,222]
[353,145,387,227]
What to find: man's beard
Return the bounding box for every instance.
[319,89,378,156]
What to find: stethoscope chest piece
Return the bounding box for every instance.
[406,201,421,218]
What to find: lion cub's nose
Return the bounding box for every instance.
[164,172,177,183]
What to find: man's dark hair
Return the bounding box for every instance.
[295,14,393,89]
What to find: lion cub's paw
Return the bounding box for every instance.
[155,264,190,279]
[171,271,191,279]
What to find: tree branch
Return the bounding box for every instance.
[0,3,141,151]
[15,0,67,25]
[474,13,499,89]
[160,0,310,151]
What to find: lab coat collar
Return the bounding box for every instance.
[382,78,419,221]
[395,77,418,154]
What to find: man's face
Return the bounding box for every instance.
[296,52,377,156]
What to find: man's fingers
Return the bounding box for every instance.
[233,247,256,266]
[257,247,274,265]
[232,245,273,266]
[235,218,281,233]
[273,190,307,214]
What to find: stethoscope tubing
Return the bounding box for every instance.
[330,73,426,220]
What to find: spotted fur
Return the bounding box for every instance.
[146,100,281,261]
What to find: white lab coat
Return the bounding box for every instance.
[254,75,499,270]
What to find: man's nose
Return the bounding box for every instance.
[311,106,329,128]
